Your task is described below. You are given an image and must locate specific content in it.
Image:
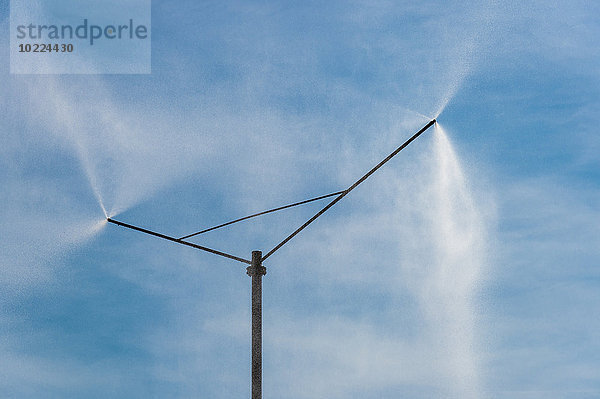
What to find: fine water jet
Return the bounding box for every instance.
[423,121,486,398]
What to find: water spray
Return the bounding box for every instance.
[108,118,436,399]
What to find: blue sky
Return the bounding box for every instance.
[1,1,599,398]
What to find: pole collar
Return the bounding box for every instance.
[246,265,267,277]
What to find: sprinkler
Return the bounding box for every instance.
[108,118,436,399]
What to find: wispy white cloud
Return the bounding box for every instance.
[484,176,600,396]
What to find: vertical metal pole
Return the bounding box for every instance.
[247,250,266,399]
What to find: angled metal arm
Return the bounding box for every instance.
[262,119,436,261]
[179,190,346,240]
[107,218,251,264]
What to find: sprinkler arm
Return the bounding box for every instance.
[262,118,436,261]
[107,118,436,265]
[106,218,251,264]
